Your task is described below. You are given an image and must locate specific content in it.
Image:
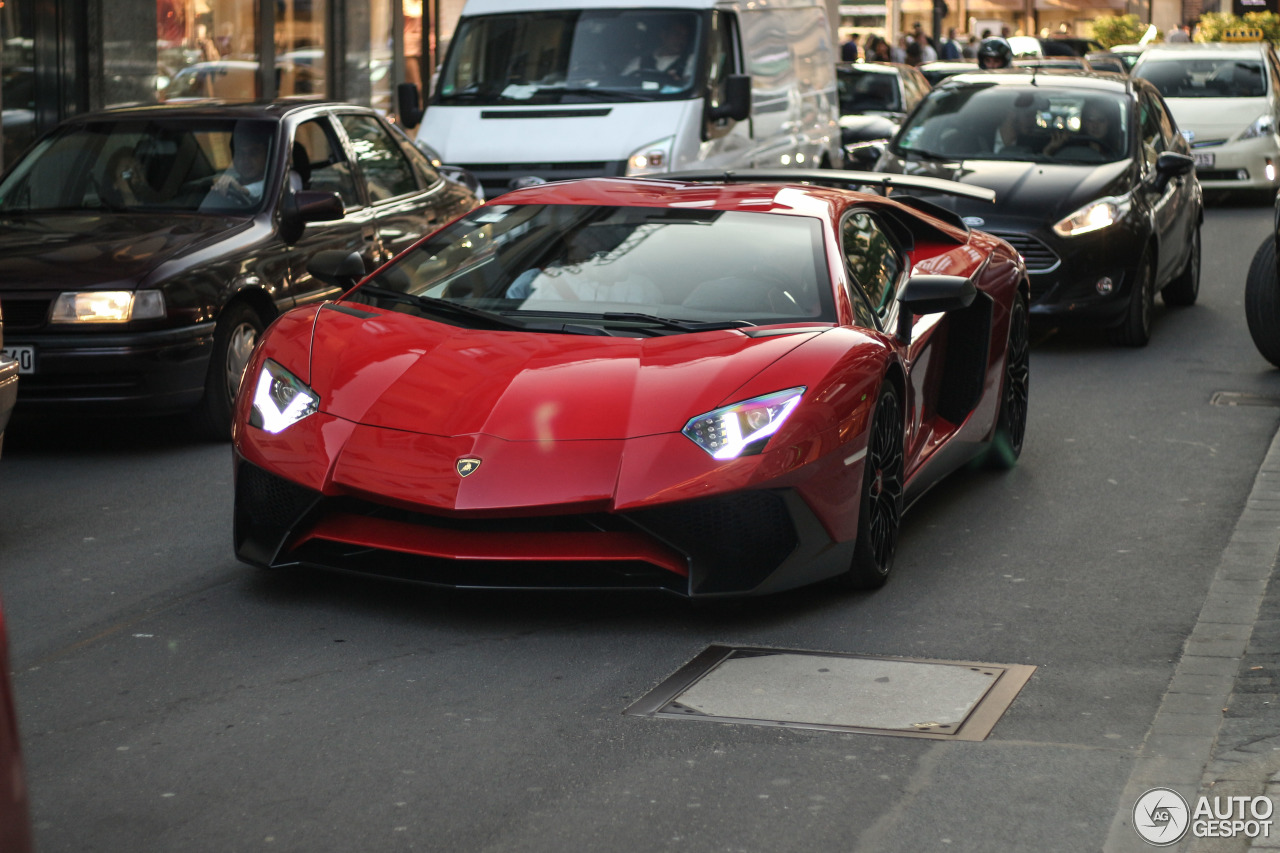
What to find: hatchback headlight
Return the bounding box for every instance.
[682,388,805,459]
[49,290,165,323]
[1241,113,1276,140]
[249,359,319,434]
[1052,197,1128,237]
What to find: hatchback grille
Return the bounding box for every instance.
[988,232,1061,274]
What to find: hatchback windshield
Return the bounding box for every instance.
[352,203,835,330]
[893,85,1130,163]
[437,9,703,106]
[0,118,277,214]
[1135,57,1267,98]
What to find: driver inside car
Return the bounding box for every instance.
[620,16,696,84]
[207,123,272,206]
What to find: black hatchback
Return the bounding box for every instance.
[873,71,1201,346]
[0,101,480,436]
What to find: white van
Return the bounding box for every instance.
[401,0,841,197]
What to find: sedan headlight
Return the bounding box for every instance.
[249,359,319,434]
[1241,113,1276,140]
[626,136,674,176]
[1052,197,1128,238]
[682,387,805,460]
[49,290,165,323]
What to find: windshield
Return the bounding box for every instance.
[1135,57,1267,98]
[350,203,835,331]
[436,9,703,106]
[893,85,1131,164]
[0,118,277,214]
[838,68,901,114]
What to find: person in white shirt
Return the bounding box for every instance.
[621,16,696,85]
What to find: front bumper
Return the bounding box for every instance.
[7,323,215,414]
[1190,134,1280,191]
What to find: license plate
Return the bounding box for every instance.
[1193,152,1215,168]
[1,345,34,375]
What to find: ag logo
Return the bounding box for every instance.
[1133,787,1190,846]
[456,457,482,478]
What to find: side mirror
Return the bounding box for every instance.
[844,142,885,170]
[279,190,344,245]
[397,82,424,128]
[307,250,367,292]
[709,74,751,122]
[1150,151,1194,193]
[895,274,977,344]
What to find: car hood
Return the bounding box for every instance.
[878,155,1132,222]
[1162,97,1266,141]
[0,212,248,290]
[308,305,822,440]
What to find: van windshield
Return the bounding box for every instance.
[437,9,703,106]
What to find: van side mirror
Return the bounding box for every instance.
[895,274,976,344]
[397,82,424,128]
[709,74,751,122]
[307,250,367,292]
[279,190,345,246]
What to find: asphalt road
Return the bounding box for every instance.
[1,196,1278,853]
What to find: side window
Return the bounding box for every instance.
[293,118,360,209]
[1138,94,1163,174]
[704,11,740,140]
[842,211,901,325]
[338,114,421,202]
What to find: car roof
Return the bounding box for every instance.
[1138,42,1270,60]
[63,100,373,124]
[940,69,1133,93]
[837,61,912,75]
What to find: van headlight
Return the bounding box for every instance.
[1241,113,1275,140]
[626,136,675,176]
[682,388,805,459]
[249,359,320,433]
[1052,197,1128,237]
[49,290,165,323]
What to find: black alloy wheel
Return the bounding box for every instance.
[987,295,1029,469]
[193,300,266,440]
[841,382,904,590]
[1162,225,1200,307]
[1110,251,1154,347]
[1246,235,1280,367]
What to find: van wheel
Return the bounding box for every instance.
[192,301,265,440]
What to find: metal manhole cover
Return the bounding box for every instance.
[626,645,1036,741]
[1210,392,1280,408]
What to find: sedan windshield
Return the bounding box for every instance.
[0,118,277,214]
[437,9,703,106]
[1135,58,1267,98]
[352,203,835,331]
[894,85,1130,163]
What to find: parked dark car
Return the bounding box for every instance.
[837,62,931,169]
[1245,189,1280,366]
[874,71,1201,346]
[0,101,481,437]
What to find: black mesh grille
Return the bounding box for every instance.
[0,298,51,331]
[236,463,319,530]
[989,232,1060,273]
[1196,169,1248,181]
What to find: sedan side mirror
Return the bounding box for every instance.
[1149,151,1194,194]
[307,250,367,292]
[895,274,977,344]
[397,82,425,128]
[279,190,344,245]
[709,75,751,123]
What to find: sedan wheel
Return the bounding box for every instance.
[193,301,266,440]
[840,383,904,590]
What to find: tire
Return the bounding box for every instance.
[192,301,265,440]
[1109,251,1154,347]
[1245,236,1280,368]
[986,295,1029,470]
[840,382,904,591]
[1162,225,1200,307]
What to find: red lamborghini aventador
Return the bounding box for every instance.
[231,171,1029,597]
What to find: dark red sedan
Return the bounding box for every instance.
[232,171,1029,596]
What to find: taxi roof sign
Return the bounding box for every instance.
[1222,26,1265,41]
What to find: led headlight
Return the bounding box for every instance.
[626,136,675,176]
[1241,113,1275,140]
[49,290,165,323]
[1052,197,1127,238]
[249,359,319,434]
[682,387,805,460]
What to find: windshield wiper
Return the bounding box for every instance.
[356,285,532,330]
[599,312,755,332]
[902,147,955,161]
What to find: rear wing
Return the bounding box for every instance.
[660,169,997,204]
